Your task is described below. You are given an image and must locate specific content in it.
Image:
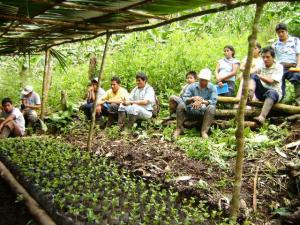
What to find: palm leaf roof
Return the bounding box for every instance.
[0,0,294,55]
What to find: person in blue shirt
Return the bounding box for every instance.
[273,23,300,105]
[174,69,217,139]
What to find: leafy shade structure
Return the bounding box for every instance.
[0,138,215,224]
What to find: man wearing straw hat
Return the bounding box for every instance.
[174,68,217,139]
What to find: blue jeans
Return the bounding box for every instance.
[251,75,280,103]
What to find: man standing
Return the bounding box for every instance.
[21,85,41,127]
[248,47,283,124]
[0,98,25,138]
[174,69,217,139]
[118,72,155,129]
[97,76,129,126]
[273,23,300,105]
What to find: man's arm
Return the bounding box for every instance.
[0,114,15,131]
[258,74,275,84]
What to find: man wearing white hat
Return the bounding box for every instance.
[21,85,41,127]
[174,68,217,139]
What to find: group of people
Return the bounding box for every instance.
[0,86,41,138]
[1,23,299,139]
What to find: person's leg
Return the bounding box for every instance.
[26,110,38,128]
[0,127,11,138]
[174,103,186,137]
[106,103,119,127]
[282,70,300,105]
[201,105,216,139]
[81,103,93,120]
[248,74,266,102]
[0,121,23,138]
[169,95,180,115]
[254,90,279,124]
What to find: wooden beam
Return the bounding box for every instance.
[0,161,56,225]
[87,32,111,151]
[40,48,52,120]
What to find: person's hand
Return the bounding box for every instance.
[0,124,3,132]
[218,81,224,87]
[193,96,203,102]
[192,100,202,109]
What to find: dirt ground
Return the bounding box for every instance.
[62,119,300,224]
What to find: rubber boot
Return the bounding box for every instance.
[118,111,126,130]
[106,114,116,128]
[247,79,256,102]
[126,114,138,129]
[174,103,186,138]
[295,84,300,106]
[0,127,11,138]
[201,105,215,139]
[253,98,274,124]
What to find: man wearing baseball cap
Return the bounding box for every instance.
[21,85,41,127]
[273,23,300,105]
[174,68,217,139]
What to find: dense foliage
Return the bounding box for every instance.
[0,138,226,225]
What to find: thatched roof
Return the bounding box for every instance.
[0,0,296,55]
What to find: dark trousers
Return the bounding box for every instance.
[282,68,300,96]
[251,74,280,103]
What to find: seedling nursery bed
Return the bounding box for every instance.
[0,138,222,225]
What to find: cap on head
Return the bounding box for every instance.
[22,85,33,95]
[198,68,212,81]
[91,77,98,83]
[275,23,288,32]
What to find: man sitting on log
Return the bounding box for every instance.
[248,46,283,124]
[97,76,129,127]
[174,69,217,139]
[273,23,300,105]
[0,98,25,138]
[81,77,106,120]
[20,85,41,127]
[118,72,155,129]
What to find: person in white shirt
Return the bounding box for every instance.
[20,85,41,127]
[248,47,283,124]
[0,98,25,138]
[118,72,155,129]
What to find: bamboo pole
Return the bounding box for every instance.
[218,96,300,114]
[0,161,56,225]
[230,2,265,219]
[40,48,52,120]
[87,33,111,151]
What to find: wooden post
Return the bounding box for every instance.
[40,48,52,120]
[87,33,111,151]
[88,56,97,80]
[230,2,265,219]
[60,90,68,111]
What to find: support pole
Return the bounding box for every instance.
[40,48,52,120]
[87,33,111,151]
[230,2,265,219]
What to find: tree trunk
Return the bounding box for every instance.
[40,48,52,120]
[216,109,260,117]
[230,2,265,219]
[87,33,111,151]
[88,56,97,80]
[218,96,300,114]
[60,90,68,111]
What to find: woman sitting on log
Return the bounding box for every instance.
[215,45,240,97]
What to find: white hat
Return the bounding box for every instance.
[91,77,98,83]
[198,68,212,81]
[22,85,33,95]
